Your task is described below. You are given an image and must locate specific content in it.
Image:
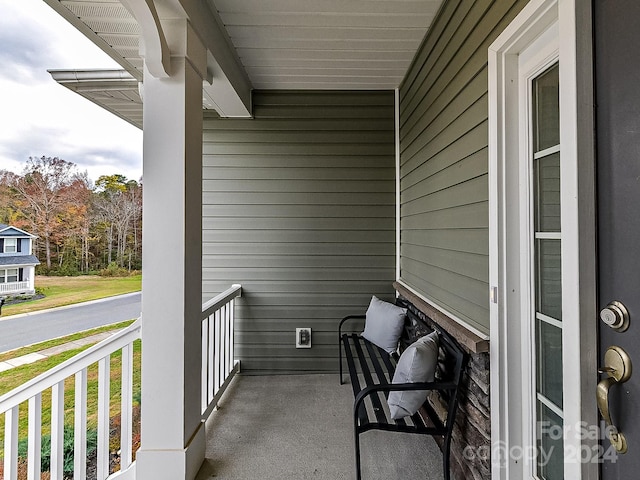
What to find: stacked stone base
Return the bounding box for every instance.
[400,296,491,480]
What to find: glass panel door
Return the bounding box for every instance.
[531,63,563,480]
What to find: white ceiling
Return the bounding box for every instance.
[209,0,443,89]
[44,0,444,122]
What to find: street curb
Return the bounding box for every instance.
[0,291,141,321]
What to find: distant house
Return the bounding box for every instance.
[0,224,40,296]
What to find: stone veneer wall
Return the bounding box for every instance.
[399,295,491,480]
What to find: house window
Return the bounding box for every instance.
[4,238,17,253]
[0,268,18,283]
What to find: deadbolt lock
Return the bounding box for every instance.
[600,301,630,332]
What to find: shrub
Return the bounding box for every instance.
[99,263,130,277]
[133,389,141,406]
[17,427,97,476]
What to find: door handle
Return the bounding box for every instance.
[597,346,632,453]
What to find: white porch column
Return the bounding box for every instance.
[135,20,206,480]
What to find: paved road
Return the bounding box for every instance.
[0,292,141,354]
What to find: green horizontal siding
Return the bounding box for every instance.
[203,90,396,374]
[399,0,528,334]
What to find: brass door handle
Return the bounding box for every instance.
[597,346,632,453]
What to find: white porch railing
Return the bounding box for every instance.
[0,285,240,479]
[201,284,242,419]
[0,281,30,294]
[0,319,141,480]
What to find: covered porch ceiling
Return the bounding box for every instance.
[44,0,444,123]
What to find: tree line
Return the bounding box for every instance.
[0,156,142,275]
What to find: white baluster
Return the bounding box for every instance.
[208,313,215,405]
[97,356,110,479]
[201,319,208,413]
[74,369,87,480]
[28,393,42,480]
[4,406,19,480]
[120,344,133,469]
[50,382,65,480]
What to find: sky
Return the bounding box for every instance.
[0,0,143,184]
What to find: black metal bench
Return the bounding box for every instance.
[338,301,468,480]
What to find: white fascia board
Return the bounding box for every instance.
[48,69,138,86]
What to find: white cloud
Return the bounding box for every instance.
[0,0,142,183]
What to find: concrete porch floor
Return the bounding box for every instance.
[195,374,444,480]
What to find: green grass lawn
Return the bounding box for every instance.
[1,275,141,317]
[0,320,135,363]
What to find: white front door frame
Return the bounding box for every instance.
[488,0,597,479]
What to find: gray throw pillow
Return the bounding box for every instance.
[361,296,407,354]
[387,331,439,420]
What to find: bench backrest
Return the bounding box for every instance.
[395,298,468,426]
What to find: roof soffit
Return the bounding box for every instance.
[43,0,446,121]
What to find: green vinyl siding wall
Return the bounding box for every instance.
[203,91,396,374]
[398,0,527,334]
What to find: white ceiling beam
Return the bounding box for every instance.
[173,0,253,117]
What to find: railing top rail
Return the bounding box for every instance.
[0,318,141,413]
[202,284,242,319]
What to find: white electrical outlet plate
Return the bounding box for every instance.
[296,328,312,348]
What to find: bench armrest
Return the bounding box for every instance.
[354,381,457,413]
[338,314,366,337]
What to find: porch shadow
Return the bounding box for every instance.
[196,374,444,480]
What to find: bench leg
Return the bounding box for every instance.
[443,434,451,480]
[339,340,344,385]
[354,427,362,480]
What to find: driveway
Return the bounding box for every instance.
[0,292,141,354]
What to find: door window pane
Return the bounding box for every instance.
[534,152,561,232]
[537,402,564,480]
[536,239,562,320]
[536,320,563,407]
[534,64,560,151]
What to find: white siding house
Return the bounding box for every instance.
[0,224,39,296]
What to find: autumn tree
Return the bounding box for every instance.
[94,174,142,270]
[11,156,88,269]
[57,171,93,273]
[0,170,21,225]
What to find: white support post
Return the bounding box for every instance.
[135,18,206,480]
[28,394,42,480]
